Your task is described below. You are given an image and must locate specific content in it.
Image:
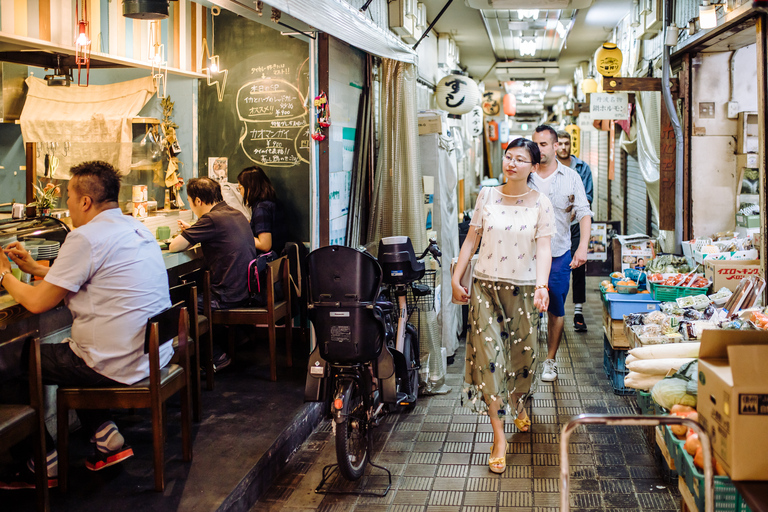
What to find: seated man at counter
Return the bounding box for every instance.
[0,161,172,486]
[169,177,257,371]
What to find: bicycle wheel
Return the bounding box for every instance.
[335,379,369,480]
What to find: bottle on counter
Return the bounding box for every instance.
[164,189,171,210]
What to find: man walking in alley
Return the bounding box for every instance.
[531,125,593,382]
[556,130,593,333]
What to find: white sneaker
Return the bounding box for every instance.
[541,359,558,382]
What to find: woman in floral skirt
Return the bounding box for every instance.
[451,137,554,474]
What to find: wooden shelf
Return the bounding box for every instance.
[679,475,698,512]
[131,117,161,125]
[656,426,676,471]
[130,163,163,172]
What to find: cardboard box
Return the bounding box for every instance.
[697,329,768,480]
[736,213,760,228]
[704,259,760,292]
[418,112,443,135]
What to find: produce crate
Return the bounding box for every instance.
[664,426,687,477]
[679,442,752,512]
[604,293,661,319]
[636,390,653,415]
[649,280,710,302]
[603,336,629,371]
[603,337,634,396]
[654,426,679,481]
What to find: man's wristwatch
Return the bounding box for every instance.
[0,270,10,288]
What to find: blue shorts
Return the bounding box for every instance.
[548,252,572,317]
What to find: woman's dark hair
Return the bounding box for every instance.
[237,166,277,208]
[70,160,121,204]
[186,177,223,205]
[505,138,541,165]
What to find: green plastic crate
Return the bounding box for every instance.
[665,426,687,477]
[679,444,751,512]
[636,390,653,415]
[649,280,710,302]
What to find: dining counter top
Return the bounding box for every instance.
[0,245,203,338]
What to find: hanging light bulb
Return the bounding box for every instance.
[74,0,91,86]
[699,1,717,29]
[208,58,219,73]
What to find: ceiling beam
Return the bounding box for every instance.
[602,77,679,95]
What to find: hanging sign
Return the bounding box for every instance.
[565,124,580,158]
[481,91,500,116]
[589,92,629,120]
[468,106,483,137]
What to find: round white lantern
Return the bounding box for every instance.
[435,74,480,115]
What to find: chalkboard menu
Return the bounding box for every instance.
[199,11,310,243]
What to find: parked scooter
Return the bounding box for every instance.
[304,236,440,486]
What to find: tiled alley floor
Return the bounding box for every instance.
[253,277,681,512]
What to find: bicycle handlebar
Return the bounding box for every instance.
[418,238,442,267]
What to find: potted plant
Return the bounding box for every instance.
[33,180,60,216]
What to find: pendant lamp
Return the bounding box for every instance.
[503,94,516,117]
[435,74,481,116]
[123,0,170,19]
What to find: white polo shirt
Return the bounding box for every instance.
[45,208,172,385]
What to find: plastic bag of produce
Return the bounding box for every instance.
[650,359,698,409]
[628,342,700,359]
[626,357,696,375]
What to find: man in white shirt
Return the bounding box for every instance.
[0,161,171,487]
[530,126,593,382]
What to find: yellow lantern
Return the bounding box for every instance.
[582,77,598,94]
[595,42,622,77]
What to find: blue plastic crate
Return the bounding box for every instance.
[604,293,661,320]
[603,336,629,371]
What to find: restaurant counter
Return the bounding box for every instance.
[0,245,203,342]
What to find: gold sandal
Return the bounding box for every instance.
[514,410,531,432]
[488,441,508,474]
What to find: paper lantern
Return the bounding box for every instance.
[582,77,598,94]
[468,106,484,137]
[487,120,499,141]
[435,75,481,115]
[595,42,623,77]
[503,94,516,117]
[481,90,501,116]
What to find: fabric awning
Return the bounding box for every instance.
[20,76,156,178]
[214,0,418,64]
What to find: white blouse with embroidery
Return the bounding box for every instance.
[469,186,557,286]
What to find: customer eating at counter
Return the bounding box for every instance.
[168,177,257,371]
[0,161,172,488]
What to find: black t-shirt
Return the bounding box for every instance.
[181,202,257,304]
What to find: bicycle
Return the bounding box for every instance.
[303,236,441,494]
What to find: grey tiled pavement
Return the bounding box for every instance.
[252,277,680,511]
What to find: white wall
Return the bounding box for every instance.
[690,48,758,237]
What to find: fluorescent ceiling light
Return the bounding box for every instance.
[555,21,568,39]
[508,21,528,31]
[518,9,538,20]
[519,38,537,56]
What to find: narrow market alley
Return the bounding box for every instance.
[252,277,681,512]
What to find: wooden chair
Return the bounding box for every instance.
[169,281,203,421]
[178,269,215,391]
[57,303,193,492]
[190,256,292,382]
[0,332,48,512]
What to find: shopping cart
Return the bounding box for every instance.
[560,414,714,512]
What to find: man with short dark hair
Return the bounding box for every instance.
[0,161,171,487]
[169,177,258,370]
[556,130,593,333]
[530,126,593,382]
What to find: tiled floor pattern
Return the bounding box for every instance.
[252,277,680,511]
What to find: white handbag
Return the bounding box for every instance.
[450,254,478,305]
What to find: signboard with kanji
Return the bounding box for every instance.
[589,93,629,120]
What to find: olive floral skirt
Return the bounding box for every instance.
[461,278,540,419]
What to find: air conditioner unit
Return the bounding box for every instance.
[389,0,415,38]
[438,34,458,69]
[464,0,593,9]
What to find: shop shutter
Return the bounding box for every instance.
[611,149,625,225]
[596,130,609,221]
[626,153,648,235]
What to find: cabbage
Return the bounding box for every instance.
[651,376,697,410]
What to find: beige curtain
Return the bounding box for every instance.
[368,59,449,394]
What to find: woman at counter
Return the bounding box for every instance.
[237,166,280,254]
